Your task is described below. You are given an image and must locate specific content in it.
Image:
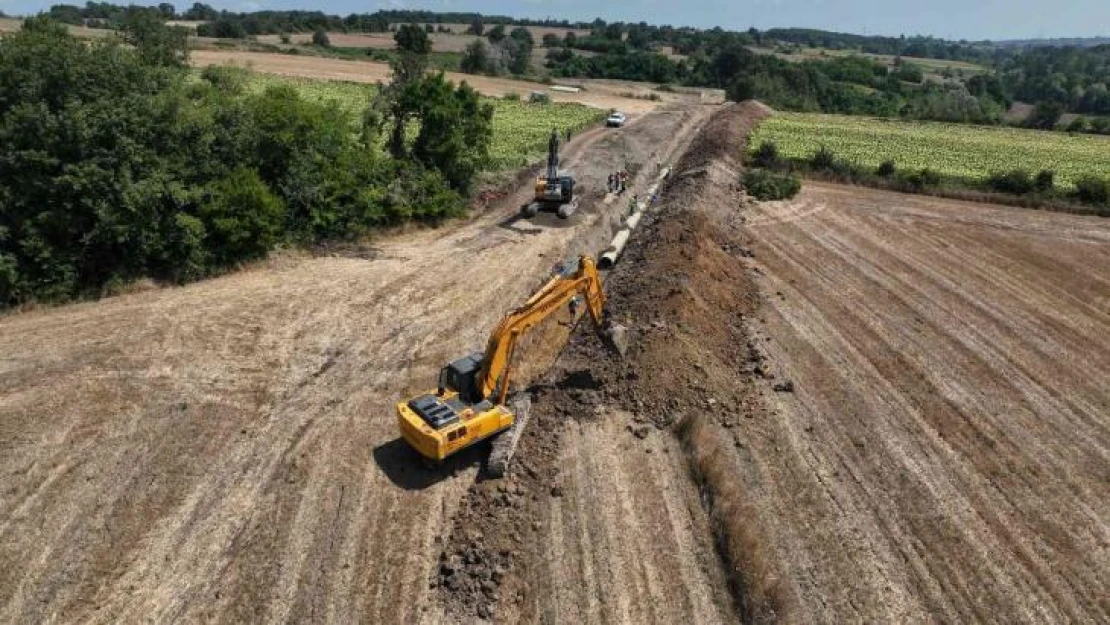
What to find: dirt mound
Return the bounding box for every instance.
[669,100,770,176]
[437,102,782,622]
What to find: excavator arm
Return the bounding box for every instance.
[397,255,625,464]
[477,256,607,405]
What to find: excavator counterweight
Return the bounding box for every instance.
[396,256,624,471]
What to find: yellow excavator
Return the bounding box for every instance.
[396,255,625,475]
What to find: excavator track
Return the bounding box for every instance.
[486,394,532,478]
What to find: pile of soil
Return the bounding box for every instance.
[436,101,783,622]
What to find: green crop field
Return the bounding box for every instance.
[246,73,606,170]
[750,112,1110,189]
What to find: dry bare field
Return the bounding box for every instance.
[0,105,714,623]
[738,182,1110,621]
[189,49,719,112]
[256,25,589,52]
[0,17,111,39]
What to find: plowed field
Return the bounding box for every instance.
[739,183,1110,622]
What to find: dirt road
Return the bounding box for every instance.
[740,183,1110,621]
[188,50,721,112]
[0,105,714,622]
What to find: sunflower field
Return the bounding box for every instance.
[750,113,1110,190]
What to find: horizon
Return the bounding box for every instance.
[0,0,1108,42]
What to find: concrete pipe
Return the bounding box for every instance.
[624,210,644,230]
[599,228,632,269]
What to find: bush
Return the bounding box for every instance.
[751,141,781,169]
[200,64,250,94]
[987,169,1035,195]
[502,92,521,101]
[920,168,942,187]
[1034,170,1055,192]
[312,29,330,48]
[742,169,802,201]
[528,91,551,104]
[1024,100,1064,130]
[877,160,896,177]
[200,168,284,264]
[1066,117,1087,133]
[279,33,291,45]
[897,168,942,191]
[810,145,837,171]
[1073,175,1110,205]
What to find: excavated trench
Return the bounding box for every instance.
[436,101,784,623]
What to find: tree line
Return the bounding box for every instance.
[0,16,493,307]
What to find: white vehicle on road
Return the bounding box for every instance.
[606,111,627,127]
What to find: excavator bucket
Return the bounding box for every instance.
[601,322,629,358]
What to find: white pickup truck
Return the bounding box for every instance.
[606,112,627,128]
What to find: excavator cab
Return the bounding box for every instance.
[438,353,483,404]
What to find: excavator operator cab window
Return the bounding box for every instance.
[439,353,484,404]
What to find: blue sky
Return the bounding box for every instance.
[3,0,1108,41]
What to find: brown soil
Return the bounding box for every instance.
[0,104,714,623]
[3,89,1106,624]
[188,50,721,112]
[439,100,1110,624]
[740,182,1110,622]
[436,102,780,623]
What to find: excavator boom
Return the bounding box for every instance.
[477,256,606,405]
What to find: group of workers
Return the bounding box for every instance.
[607,170,629,194]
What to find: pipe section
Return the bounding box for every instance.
[599,165,672,269]
[599,229,631,269]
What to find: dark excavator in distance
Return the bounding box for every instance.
[522,129,578,219]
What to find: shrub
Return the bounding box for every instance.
[502,92,521,101]
[810,145,837,171]
[279,33,291,45]
[200,64,250,94]
[528,91,551,104]
[1025,100,1064,130]
[312,29,330,48]
[1073,175,1110,205]
[742,169,802,201]
[987,169,1035,195]
[200,168,284,264]
[920,168,942,187]
[751,141,781,169]
[877,160,896,177]
[896,168,942,191]
[1066,117,1087,133]
[1034,170,1055,192]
